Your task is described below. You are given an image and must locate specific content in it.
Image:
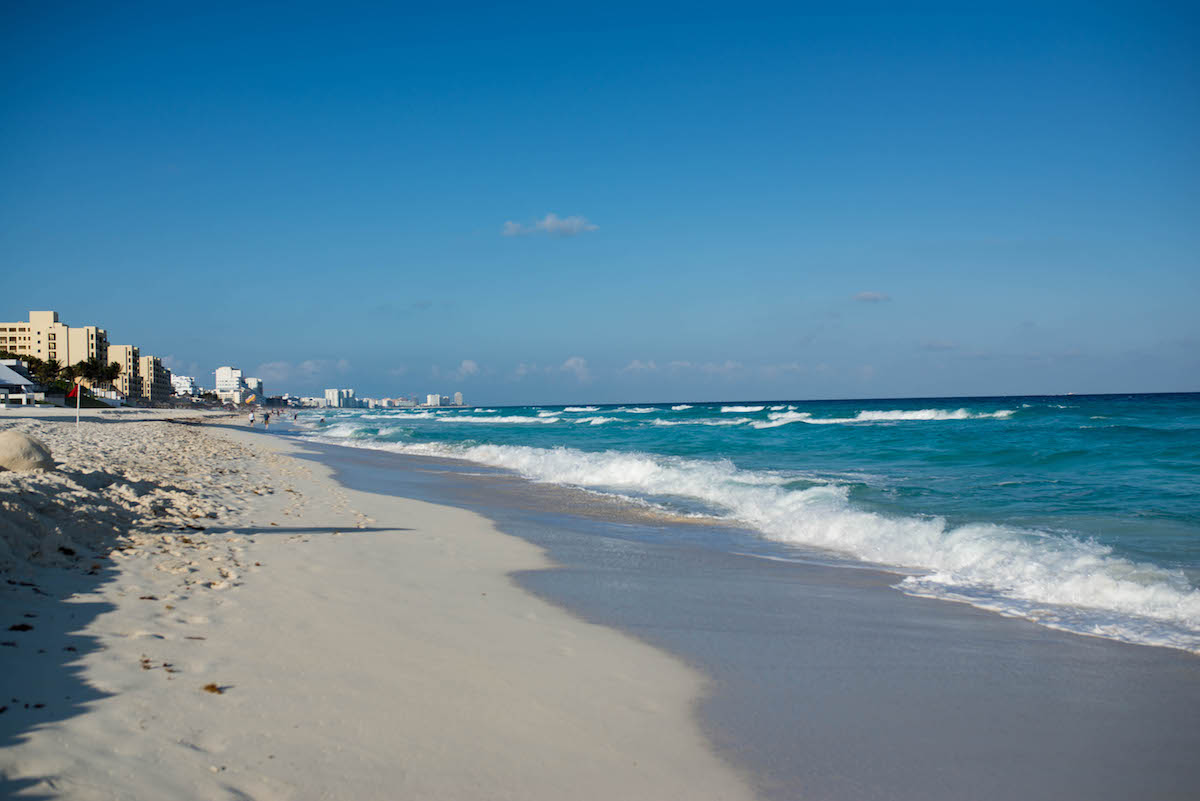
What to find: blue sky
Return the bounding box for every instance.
[3,1,1197,404]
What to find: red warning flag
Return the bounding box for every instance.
[67,383,79,399]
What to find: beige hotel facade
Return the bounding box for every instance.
[3,310,180,404]
[0,310,109,367]
[140,354,172,404]
[107,345,142,402]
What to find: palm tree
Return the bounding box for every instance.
[37,358,64,385]
[78,356,103,387]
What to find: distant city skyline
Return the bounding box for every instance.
[3,4,1197,404]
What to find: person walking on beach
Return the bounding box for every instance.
[248,410,255,427]
[263,411,271,429]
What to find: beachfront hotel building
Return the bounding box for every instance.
[215,366,244,394]
[214,365,252,403]
[108,345,142,402]
[139,354,173,404]
[0,310,109,366]
[171,374,198,396]
[324,388,357,408]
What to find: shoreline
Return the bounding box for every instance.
[0,411,755,800]
[289,428,1200,801]
[4,409,1200,799]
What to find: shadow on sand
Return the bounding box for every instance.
[0,444,396,799]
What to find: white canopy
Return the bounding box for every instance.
[0,362,35,390]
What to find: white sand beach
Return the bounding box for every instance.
[0,409,754,800]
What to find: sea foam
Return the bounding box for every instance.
[303,431,1200,653]
[435,415,559,424]
[752,408,1015,428]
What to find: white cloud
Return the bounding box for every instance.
[502,213,598,237]
[759,361,804,378]
[700,360,743,375]
[561,356,592,382]
[854,291,891,303]
[622,359,658,372]
[253,359,352,385]
[161,355,200,378]
[511,362,544,380]
[254,361,294,383]
[453,359,480,380]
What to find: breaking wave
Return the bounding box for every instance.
[300,430,1200,653]
[752,408,1016,428]
[435,415,559,424]
[651,417,752,427]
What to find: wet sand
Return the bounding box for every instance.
[301,436,1200,801]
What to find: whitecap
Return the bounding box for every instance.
[342,439,1200,653]
[752,408,1015,428]
[435,415,559,424]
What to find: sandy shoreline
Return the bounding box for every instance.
[0,410,755,800]
[303,426,1200,801]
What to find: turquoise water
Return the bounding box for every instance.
[299,393,1200,653]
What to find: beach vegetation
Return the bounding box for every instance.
[0,349,122,395]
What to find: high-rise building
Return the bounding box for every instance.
[453,391,464,406]
[139,355,172,404]
[245,376,264,396]
[324,388,357,408]
[426,393,441,407]
[108,345,142,402]
[171,374,198,395]
[0,310,108,366]
[66,325,109,366]
[215,366,244,394]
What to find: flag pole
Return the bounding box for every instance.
[75,377,82,425]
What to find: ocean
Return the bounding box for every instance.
[296,393,1200,654]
